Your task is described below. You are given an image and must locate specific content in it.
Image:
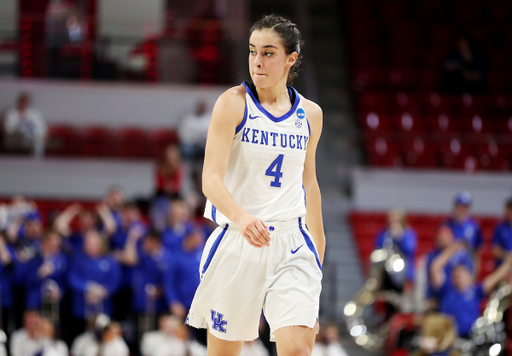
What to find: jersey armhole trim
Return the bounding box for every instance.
[211,204,218,224]
[306,118,311,137]
[235,104,248,134]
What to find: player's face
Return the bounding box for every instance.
[248,29,297,88]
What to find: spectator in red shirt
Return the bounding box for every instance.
[155,144,184,199]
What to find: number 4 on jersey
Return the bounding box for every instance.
[265,154,284,188]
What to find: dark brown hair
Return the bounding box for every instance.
[250,14,304,85]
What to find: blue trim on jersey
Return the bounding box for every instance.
[211,204,217,224]
[242,82,300,123]
[235,104,248,134]
[298,217,322,271]
[202,224,229,276]
[302,184,307,208]
[306,119,311,137]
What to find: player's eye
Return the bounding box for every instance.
[249,49,256,55]
[265,52,274,57]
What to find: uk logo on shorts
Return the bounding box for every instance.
[211,309,227,333]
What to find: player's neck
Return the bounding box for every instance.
[255,78,290,107]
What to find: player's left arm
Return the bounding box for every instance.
[302,98,325,264]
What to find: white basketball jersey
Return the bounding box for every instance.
[204,81,310,225]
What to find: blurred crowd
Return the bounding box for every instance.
[372,191,512,355]
[0,186,216,356]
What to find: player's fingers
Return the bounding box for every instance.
[244,229,263,248]
[254,221,271,244]
[247,225,268,247]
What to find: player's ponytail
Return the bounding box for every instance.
[250,14,304,85]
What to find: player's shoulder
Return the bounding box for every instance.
[299,94,322,120]
[298,94,323,138]
[211,85,247,125]
[215,84,247,109]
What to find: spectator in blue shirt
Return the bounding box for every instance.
[120,229,170,315]
[374,209,417,289]
[430,242,512,338]
[8,211,43,262]
[54,203,116,255]
[23,230,68,310]
[161,199,193,253]
[425,224,474,305]
[164,226,204,320]
[0,233,16,334]
[492,198,512,267]
[103,186,126,229]
[445,191,483,253]
[110,202,146,321]
[68,230,121,321]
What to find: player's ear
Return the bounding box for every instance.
[286,52,298,68]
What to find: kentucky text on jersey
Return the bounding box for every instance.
[240,128,309,150]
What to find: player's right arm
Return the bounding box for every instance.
[202,86,270,248]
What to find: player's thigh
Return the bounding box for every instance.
[207,328,244,356]
[274,322,318,356]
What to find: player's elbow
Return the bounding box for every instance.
[201,171,220,200]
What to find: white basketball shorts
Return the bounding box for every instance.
[186,217,323,342]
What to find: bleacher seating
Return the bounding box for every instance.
[343,0,512,171]
[349,211,500,280]
[44,125,179,159]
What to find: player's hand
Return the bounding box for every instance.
[235,213,271,248]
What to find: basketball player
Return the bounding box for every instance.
[186,15,325,356]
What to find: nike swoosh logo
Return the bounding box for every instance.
[249,114,260,120]
[291,244,304,254]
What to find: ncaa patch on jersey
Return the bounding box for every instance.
[296,108,306,119]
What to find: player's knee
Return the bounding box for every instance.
[281,342,313,356]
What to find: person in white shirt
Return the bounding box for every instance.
[177,99,211,161]
[312,324,349,356]
[4,92,47,157]
[71,313,111,356]
[99,322,129,356]
[10,310,43,356]
[70,331,97,356]
[141,315,206,356]
[38,317,68,356]
[140,315,172,356]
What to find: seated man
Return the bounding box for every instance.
[430,242,512,338]
[492,197,512,267]
[3,92,47,157]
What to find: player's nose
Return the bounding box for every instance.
[254,53,263,67]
